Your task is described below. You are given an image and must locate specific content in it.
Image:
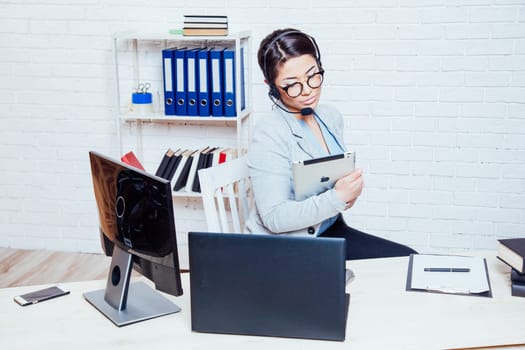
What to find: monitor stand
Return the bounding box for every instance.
[83,245,181,327]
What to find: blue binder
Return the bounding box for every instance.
[174,48,187,115]
[240,45,246,111]
[197,48,211,116]
[162,47,176,115]
[186,48,199,116]
[223,48,236,117]
[210,48,225,116]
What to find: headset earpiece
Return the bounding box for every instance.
[269,85,281,100]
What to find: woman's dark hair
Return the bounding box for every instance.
[257,28,321,85]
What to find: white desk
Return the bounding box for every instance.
[1,255,524,350]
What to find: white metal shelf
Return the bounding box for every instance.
[120,108,251,124]
[114,30,251,42]
[112,31,252,198]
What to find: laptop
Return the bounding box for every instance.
[188,232,350,341]
[292,151,356,200]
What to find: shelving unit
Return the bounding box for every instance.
[112,31,252,197]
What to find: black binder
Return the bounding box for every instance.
[173,150,197,191]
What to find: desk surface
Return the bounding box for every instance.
[1,255,524,350]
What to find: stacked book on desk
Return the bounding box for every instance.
[497,237,525,297]
[183,15,228,36]
[155,147,237,193]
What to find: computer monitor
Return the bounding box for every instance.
[84,151,183,327]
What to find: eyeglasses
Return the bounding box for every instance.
[279,70,324,98]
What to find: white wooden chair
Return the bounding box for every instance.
[197,156,252,233]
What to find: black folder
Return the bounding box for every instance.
[191,147,217,192]
[164,150,183,181]
[173,150,196,191]
[155,148,174,178]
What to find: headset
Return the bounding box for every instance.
[262,30,323,102]
[262,31,344,153]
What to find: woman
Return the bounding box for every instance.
[246,28,416,259]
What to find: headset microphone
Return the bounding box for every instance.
[268,91,314,116]
[300,107,313,116]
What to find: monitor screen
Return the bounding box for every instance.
[84,151,183,326]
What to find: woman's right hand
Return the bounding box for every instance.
[334,169,364,210]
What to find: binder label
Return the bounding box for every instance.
[177,58,185,91]
[199,59,208,93]
[212,59,221,92]
[225,59,233,93]
[164,58,172,92]
[187,57,196,92]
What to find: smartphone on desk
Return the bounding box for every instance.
[14,285,70,306]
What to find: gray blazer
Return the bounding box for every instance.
[246,104,348,236]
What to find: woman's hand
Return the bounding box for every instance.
[334,169,364,210]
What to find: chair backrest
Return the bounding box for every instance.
[197,156,251,233]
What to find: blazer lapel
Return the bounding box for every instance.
[279,111,319,159]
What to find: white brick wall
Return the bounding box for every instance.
[1,0,524,256]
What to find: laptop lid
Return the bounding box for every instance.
[292,151,356,201]
[189,232,349,341]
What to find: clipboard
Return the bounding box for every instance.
[406,254,493,298]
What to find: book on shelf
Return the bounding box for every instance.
[171,150,191,189]
[164,148,184,181]
[184,15,228,24]
[184,22,228,29]
[173,149,198,192]
[183,14,228,36]
[188,146,211,192]
[192,147,219,193]
[497,237,525,274]
[121,151,145,171]
[155,148,174,177]
[183,28,229,36]
[219,147,237,164]
[158,146,237,194]
[185,146,210,192]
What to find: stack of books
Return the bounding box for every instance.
[497,237,525,297]
[155,147,237,193]
[183,15,228,36]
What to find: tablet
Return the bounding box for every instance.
[292,151,356,200]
